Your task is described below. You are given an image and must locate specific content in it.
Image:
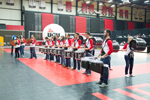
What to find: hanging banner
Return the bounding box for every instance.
[119,9,123,18]
[102,6,107,15]
[138,11,142,20]
[39,0,46,9]
[82,3,87,13]
[134,10,138,19]
[6,0,14,5]
[29,0,36,8]
[108,7,113,16]
[89,4,94,14]
[66,1,72,12]
[125,10,128,19]
[58,0,63,11]
[0,0,2,4]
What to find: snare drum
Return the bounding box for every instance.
[39,47,44,53]
[89,60,103,74]
[55,48,64,56]
[51,48,56,54]
[43,48,49,54]
[75,50,85,60]
[64,50,73,58]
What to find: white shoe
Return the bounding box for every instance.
[125,74,129,78]
[130,74,135,77]
[22,55,24,57]
[99,83,108,88]
[77,70,80,72]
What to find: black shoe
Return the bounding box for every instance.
[71,68,76,70]
[29,58,33,59]
[96,81,102,85]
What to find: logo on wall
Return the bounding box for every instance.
[89,4,94,14]
[125,10,128,19]
[134,10,138,19]
[43,24,65,41]
[108,7,113,16]
[39,0,46,9]
[66,1,72,12]
[58,0,63,11]
[6,0,14,5]
[82,3,87,13]
[29,0,36,8]
[0,0,2,4]
[119,9,123,18]
[102,6,107,15]
[138,11,142,20]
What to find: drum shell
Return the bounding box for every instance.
[55,48,64,56]
[113,40,120,52]
[42,48,49,54]
[39,48,44,52]
[89,61,103,74]
[51,48,56,54]
[64,51,73,58]
[81,60,90,69]
[75,52,85,60]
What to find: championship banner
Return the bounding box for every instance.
[125,10,128,19]
[29,0,36,8]
[82,3,87,13]
[89,4,94,14]
[139,11,142,20]
[66,1,72,12]
[102,6,107,15]
[6,0,14,5]
[119,9,123,18]
[0,0,2,4]
[134,10,138,19]
[58,0,63,11]
[39,0,46,9]
[108,7,113,16]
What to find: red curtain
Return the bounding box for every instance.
[7,25,24,30]
[127,22,134,30]
[146,23,150,28]
[103,19,113,31]
[41,13,54,31]
[75,16,86,33]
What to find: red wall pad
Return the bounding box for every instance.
[41,13,54,31]
[7,25,24,30]
[127,21,134,30]
[75,16,86,33]
[146,23,150,28]
[103,19,113,31]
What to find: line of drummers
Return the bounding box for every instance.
[39,32,95,74]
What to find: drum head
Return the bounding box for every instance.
[129,40,136,50]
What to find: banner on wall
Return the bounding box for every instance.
[119,9,123,18]
[6,0,14,5]
[89,4,94,14]
[134,10,138,19]
[138,11,142,20]
[0,0,2,4]
[82,3,87,13]
[58,0,63,11]
[29,0,36,8]
[108,7,113,16]
[39,0,46,9]
[66,1,72,12]
[102,6,107,15]
[125,10,128,19]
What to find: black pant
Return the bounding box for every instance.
[124,55,134,75]
[11,45,14,55]
[15,48,20,58]
[30,47,37,58]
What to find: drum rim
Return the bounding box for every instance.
[89,60,103,64]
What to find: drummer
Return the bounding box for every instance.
[71,33,81,72]
[14,36,21,58]
[55,35,61,63]
[58,36,65,65]
[44,37,50,60]
[82,32,94,76]
[29,35,37,59]
[49,36,55,62]
[20,36,25,57]
[63,33,72,69]
[95,29,113,88]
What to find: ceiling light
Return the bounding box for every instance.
[99,3,103,5]
[86,1,90,4]
[111,5,115,7]
[144,1,149,3]
[70,0,74,1]
[108,0,112,2]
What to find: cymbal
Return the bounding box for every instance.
[10,39,16,46]
[25,38,32,44]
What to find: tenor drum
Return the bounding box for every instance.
[39,47,44,52]
[81,57,94,69]
[113,40,120,52]
[75,50,85,60]
[64,50,73,58]
[55,48,64,56]
[89,60,103,74]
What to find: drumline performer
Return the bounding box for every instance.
[82,32,94,76]
[14,36,21,58]
[63,33,72,69]
[122,36,135,77]
[58,36,65,65]
[71,33,81,72]
[44,37,50,60]
[20,36,25,57]
[29,35,37,59]
[55,35,61,63]
[95,29,113,88]
[49,36,55,62]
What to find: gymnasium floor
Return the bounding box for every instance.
[0,47,150,100]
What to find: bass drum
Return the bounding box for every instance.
[130,38,146,51]
[113,40,120,52]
